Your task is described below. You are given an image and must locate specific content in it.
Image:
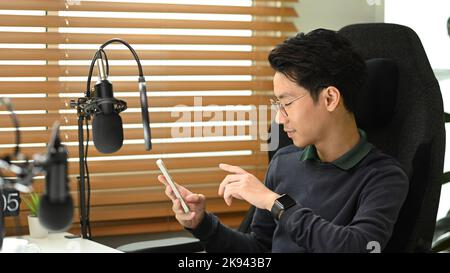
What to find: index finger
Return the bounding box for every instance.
[218,174,242,197]
[158,174,192,197]
[158,174,168,186]
[219,163,247,174]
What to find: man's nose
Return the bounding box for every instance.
[275,110,287,125]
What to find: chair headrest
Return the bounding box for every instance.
[355,58,399,129]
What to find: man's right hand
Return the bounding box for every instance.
[158,175,206,229]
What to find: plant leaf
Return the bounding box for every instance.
[22,192,40,217]
[23,196,37,216]
[31,192,40,206]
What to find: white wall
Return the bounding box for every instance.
[294,0,384,33]
[384,0,450,70]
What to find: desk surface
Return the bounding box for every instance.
[2,232,122,253]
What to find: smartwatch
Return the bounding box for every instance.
[271,194,296,220]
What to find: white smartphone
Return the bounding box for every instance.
[156,159,190,214]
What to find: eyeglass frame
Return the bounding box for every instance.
[270,93,307,117]
[270,85,329,117]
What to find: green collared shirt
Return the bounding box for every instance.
[299,129,373,170]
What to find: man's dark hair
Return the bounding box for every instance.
[268,28,367,113]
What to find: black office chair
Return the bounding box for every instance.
[117,23,445,253]
[339,23,444,252]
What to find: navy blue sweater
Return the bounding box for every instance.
[190,144,409,253]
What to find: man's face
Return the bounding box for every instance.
[273,72,327,148]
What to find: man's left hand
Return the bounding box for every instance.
[218,163,280,210]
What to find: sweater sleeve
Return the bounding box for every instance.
[278,164,409,253]
[188,208,274,253]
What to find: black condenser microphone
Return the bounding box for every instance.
[92,58,124,153]
[38,123,73,232]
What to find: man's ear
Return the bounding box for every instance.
[322,86,340,112]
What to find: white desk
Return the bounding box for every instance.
[2,232,122,253]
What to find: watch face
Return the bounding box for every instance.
[277,194,296,209]
[272,194,296,220]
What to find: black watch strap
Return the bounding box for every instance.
[271,194,296,220]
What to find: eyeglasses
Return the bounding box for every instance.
[270,93,307,117]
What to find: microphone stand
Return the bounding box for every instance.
[77,114,89,239]
[70,39,152,240]
[69,94,91,239]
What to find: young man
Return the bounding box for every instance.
[158,29,409,253]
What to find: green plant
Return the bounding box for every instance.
[22,192,40,217]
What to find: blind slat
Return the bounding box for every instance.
[0,65,274,77]
[0,1,297,16]
[6,198,250,228]
[0,140,261,158]
[0,126,260,144]
[0,49,271,61]
[8,95,269,110]
[31,164,267,191]
[67,154,266,176]
[0,111,260,128]
[33,167,267,193]
[0,32,287,45]
[88,199,248,223]
[0,81,273,94]
[0,15,296,31]
[86,213,245,237]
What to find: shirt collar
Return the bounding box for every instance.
[299,129,373,170]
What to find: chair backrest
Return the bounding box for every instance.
[339,23,445,252]
[240,23,445,253]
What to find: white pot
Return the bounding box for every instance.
[27,215,48,239]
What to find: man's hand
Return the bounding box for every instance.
[158,175,206,229]
[218,163,280,210]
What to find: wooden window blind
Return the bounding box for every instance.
[0,0,297,237]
